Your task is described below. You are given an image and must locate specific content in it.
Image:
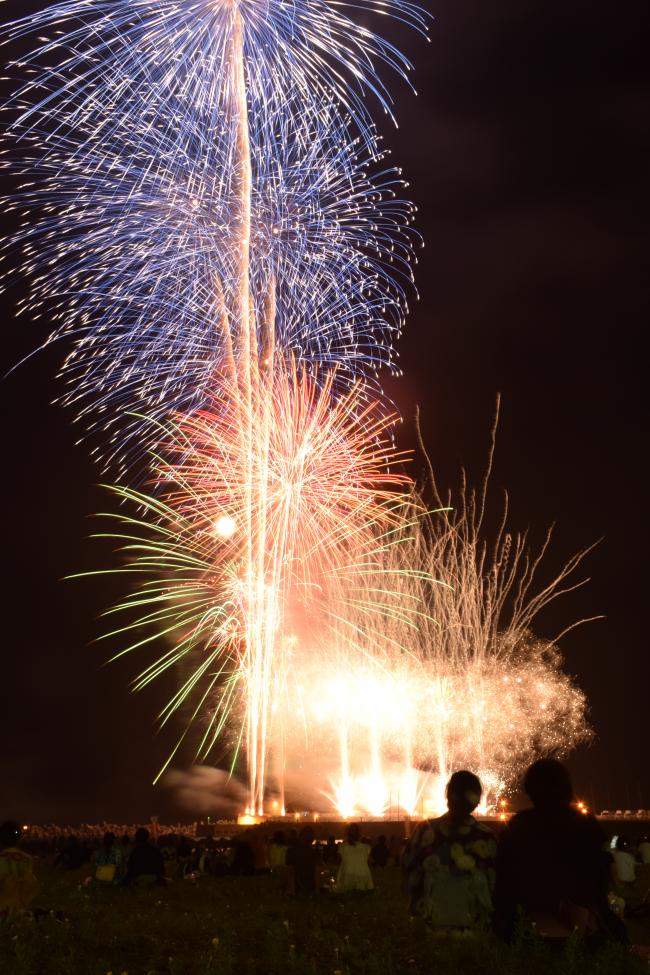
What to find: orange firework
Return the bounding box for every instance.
[88,357,415,812]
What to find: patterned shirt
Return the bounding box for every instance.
[403,814,497,927]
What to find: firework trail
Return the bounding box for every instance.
[1,1,424,463]
[1,0,428,150]
[1,98,417,467]
[80,356,418,810]
[278,422,595,816]
[1,0,430,808]
[2,2,595,815]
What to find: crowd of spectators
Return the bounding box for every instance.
[2,760,649,955]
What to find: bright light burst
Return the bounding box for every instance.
[285,635,591,818]
[2,0,595,818]
[275,422,594,817]
[2,0,430,810]
[83,357,417,811]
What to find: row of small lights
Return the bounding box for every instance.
[19,800,591,834]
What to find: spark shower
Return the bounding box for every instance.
[1,1,591,817]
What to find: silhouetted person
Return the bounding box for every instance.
[371,834,389,867]
[494,759,625,943]
[639,835,650,865]
[322,835,339,865]
[55,834,84,870]
[403,770,496,930]
[0,821,40,914]
[93,831,123,883]
[250,827,269,873]
[230,835,255,875]
[125,827,165,886]
[268,830,288,870]
[387,834,402,865]
[285,826,321,895]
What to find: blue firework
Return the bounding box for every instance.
[1,0,428,152]
[2,93,419,468]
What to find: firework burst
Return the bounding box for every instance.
[1,0,429,151]
[1,98,417,466]
[81,356,418,809]
[3,1,596,816]
[1,0,422,467]
[275,418,595,817]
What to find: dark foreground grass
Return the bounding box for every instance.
[1,867,648,975]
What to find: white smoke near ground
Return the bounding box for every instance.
[164,767,248,816]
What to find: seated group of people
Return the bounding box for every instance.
[266,822,377,896]
[0,824,166,912]
[404,760,628,945]
[91,827,167,886]
[0,757,638,949]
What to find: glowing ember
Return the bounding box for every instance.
[214,515,238,540]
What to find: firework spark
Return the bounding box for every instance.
[81,357,417,810]
[1,99,416,466]
[3,1,595,818]
[1,1,421,465]
[1,0,429,151]
[275,421,595,817]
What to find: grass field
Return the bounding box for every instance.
[1,864,649,975]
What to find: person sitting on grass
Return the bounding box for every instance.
[125,827,166,887]
[612,836,636,885]
[0,821,40,916]
[387,835,402,866]
[322,835,339,866]
[250,827,270,874]
[370,834,389,868]
[494,759,626,945]
[268,830,288,871]
[403,771,496,932]
[285,826,321,896]
[335,823,373,893]
[229,834,255,875]
[54,833,84,870]
[639,836,650,865]
[92,831,123,885]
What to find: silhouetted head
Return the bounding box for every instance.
[121,834,131,846]
[134,827,150,845]
[272,830,285,845]
[524,759,573,808]
[0,821,21,849]
[346,823,361,845]
[102,831,116,849]
[299,826,314,846]
[327,835,336,845]
[615,836,628,851]
[446,771,482,817]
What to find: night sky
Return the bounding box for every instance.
[1,0,647,823]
